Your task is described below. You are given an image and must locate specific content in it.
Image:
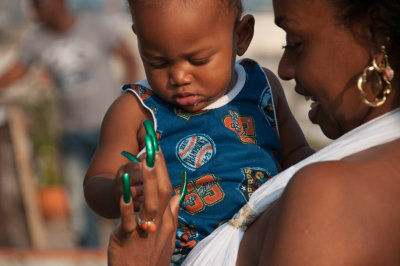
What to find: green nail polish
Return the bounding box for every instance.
[145,134,155,168]
[121,151,140,162]
[143,120,159,152]
[179,171,188,207]
[122,173,131,204]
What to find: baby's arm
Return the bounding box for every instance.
[263,68,315,169]
[83,92,152,218]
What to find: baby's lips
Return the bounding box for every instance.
[175,95,200,106]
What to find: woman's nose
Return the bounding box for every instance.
[168,64,192,86]
[278,50,295,81]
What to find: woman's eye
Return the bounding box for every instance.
[282,42,302,51]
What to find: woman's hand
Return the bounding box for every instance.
[108,150,180,266]
[114,162,145,212]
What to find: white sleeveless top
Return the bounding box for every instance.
[183,108,400,265]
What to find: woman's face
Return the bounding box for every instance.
[273,0,372,139]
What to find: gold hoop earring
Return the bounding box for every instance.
[357,44,394,107]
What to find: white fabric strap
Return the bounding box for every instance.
[183,108,400,265]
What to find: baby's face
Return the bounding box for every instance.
[131,0,239,112]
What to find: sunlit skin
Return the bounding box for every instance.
[236,0,400,265]
[131,0,241,113]
[84,0,314,220]
[83,0,260,218]
[274,0,394,139]
[105,0,400,264]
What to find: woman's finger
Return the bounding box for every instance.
[109,149,179,266]
[169,195,180,250]
[139,159,159,226]
[115,162,143,200]
[154,149,174,206]
[115,196,137,240]
[117,162,144,185]
[131,184,144,198]
[151,194,180,265]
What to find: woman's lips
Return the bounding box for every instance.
[306,96,320,124]
[175,94,200,106]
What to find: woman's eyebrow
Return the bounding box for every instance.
[275,16,298,28]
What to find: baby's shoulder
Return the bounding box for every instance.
[107,87,150,126]
[120,83,154,101]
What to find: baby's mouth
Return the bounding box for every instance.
[175,94,200,106]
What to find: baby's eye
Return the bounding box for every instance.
[148,61,168,69]
[189,57,210,66]
[282,42,302,51]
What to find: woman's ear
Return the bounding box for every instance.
[236,14,255,56]
[359,6,389,53]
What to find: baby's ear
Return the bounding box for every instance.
[131,24,137,34]
[236,14,255,56]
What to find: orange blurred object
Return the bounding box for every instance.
[37,186,69,220]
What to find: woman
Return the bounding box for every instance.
[108,0,400,264]
[235,0,400,264]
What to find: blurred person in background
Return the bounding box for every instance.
[0,0,138,247]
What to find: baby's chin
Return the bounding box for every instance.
[175,104,206,114]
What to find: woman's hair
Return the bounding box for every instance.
[328,0,400,59]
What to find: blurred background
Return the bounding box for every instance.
[0,0,330,265]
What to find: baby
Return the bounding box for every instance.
[84,0,313,263]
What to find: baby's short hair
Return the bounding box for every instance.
[222,0,244,18]
[127,0,243,19]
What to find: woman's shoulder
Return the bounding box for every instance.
[288,139,400,188]
[279,139,400,264]
[298,138,400,178]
